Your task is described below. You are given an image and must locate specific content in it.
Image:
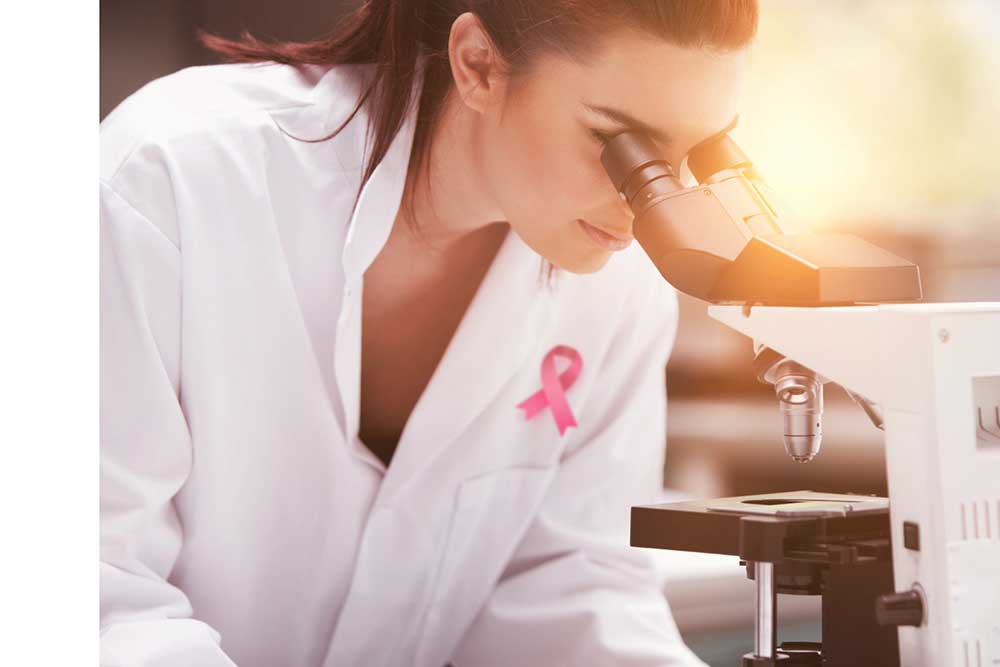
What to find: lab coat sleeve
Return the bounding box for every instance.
[451,276,707,667]
[100,180,239,667]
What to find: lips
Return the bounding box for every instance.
[576,219,633,251]
[589,224,633,242]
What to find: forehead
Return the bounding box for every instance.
[524,30,747,156]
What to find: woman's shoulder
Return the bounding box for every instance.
[100,61,373,184]
[100,61,377,243]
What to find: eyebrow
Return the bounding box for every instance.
[582,103,673,145]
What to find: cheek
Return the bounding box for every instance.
[487,121,609,222]
[479,107,615,273]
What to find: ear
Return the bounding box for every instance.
[448,12,505,114]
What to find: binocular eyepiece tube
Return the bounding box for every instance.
[600,130,752,204]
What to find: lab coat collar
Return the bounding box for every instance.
[339,99,414,288]
[267,62,374,172]
[304,60,420,285]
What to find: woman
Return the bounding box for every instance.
[100,2,755,665]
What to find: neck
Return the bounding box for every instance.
[395,95,508,256]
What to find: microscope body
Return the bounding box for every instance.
[710,303,1000,667]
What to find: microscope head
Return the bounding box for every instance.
[600,129,922,306]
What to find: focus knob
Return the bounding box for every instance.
[876,590,924,627]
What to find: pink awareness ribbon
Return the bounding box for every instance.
[516,345,583,436]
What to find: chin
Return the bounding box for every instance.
[513,226,613,275]
[548,249,612,275]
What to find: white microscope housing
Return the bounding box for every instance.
[711,302,1000,667]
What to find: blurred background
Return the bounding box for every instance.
[101,1,1000,664]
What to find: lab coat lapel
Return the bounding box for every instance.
[265,63,406,450]
[378,230,558,501]
[332,85,420,448]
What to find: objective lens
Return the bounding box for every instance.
[775,374,824,462]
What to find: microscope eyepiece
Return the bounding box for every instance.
[686,133,751,183]
[600,131,668,190]
[600,132,681,209]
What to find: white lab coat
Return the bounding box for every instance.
[100,61,704,667]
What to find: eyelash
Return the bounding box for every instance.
[589,128,614,146]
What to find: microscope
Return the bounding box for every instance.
[601,130,1000,666]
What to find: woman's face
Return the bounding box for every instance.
[478,31,747,274]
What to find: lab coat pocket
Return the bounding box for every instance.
[415,465,555,665]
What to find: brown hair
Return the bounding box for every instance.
[197,1,757,280]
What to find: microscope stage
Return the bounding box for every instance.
[631,491,890,559]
